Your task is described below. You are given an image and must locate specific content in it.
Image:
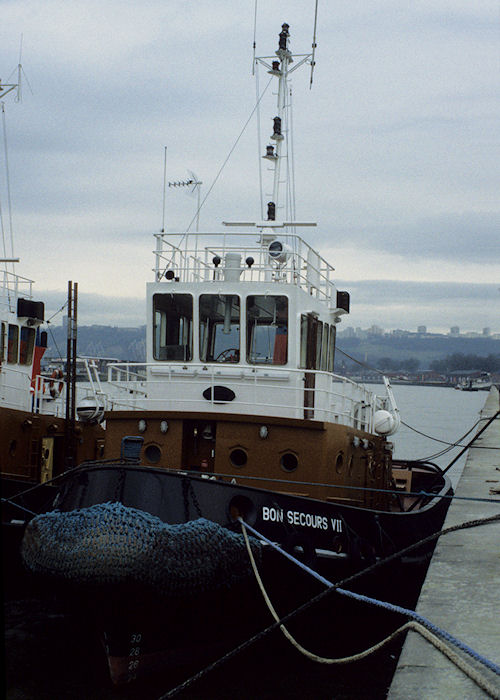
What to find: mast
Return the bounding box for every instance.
[226,22,317,236]
[270,23,290,211]
[64,281,78,469]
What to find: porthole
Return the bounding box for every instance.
[144,444,162,464]
[280,452,298,472]
[230,448,247,468]
[335,452,344,474]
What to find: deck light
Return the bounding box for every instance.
[246,257,254,268]
[160,420,168,434]
[165,270,175,280]
[213,256,221,267]
[259,425,268,439]
[138,419,147,433]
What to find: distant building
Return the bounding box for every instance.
[417,325,427,334]
[342,326,356,338]
[368,325,384,336]
[483,327,491,337]
[449,326,460,337]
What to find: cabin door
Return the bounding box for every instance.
[304,314,318,419]
[182,420,216,472]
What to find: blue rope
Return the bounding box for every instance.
[240,518,500,677]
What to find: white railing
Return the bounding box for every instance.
[152,232,337,303]
[106,361,397,432]
[30,359,111,418]
[0,269,34,312]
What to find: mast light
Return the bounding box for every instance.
[263,144,277,160]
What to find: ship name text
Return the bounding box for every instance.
[261,506,341,532]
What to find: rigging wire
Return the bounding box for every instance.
[255,62,264,219]
[252,0,258,75]
[310,0,319,88]
[288,86,297,224]
[47,325,64,361]
[1,103,15,266]
[161,146,167,232]
[46,302,68,325]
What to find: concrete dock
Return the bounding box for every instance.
[389,386,500,699]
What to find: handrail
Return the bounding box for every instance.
[152,231,336,302]
[106,361,397,431]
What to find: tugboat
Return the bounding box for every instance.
[21,23,452,685]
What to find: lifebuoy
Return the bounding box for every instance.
[48,369,64,398]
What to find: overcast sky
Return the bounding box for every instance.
[1,0,499,333]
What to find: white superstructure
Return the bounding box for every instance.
[102,23,399,436]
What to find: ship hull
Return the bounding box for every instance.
[21,461,451,684]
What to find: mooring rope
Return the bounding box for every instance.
[158,512,500,699]
[239,520,500,699]
[239,518,500,677]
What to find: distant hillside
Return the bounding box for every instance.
[45,325,146,362]
[336,334,500,370]
[43,324,500,369]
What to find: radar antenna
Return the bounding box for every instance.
[168,170,203,232]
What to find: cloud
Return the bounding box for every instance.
[335,279,500,333]
[1,0,499,334]
[38,289,145,327]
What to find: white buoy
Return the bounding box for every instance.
[373,410,396,435]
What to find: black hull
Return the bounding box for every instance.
[21,461,452,684]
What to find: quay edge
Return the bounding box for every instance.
[388,385,500,699]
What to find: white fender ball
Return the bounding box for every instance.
[373,410,396,435]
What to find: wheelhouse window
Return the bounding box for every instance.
[247,295,288,365]
[199,294,240,363]
[153,294,193,361]
[7,324,18,364]
[19,327,35,365]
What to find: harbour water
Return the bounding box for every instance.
[4,385,489,699]
[381,383,486,488]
